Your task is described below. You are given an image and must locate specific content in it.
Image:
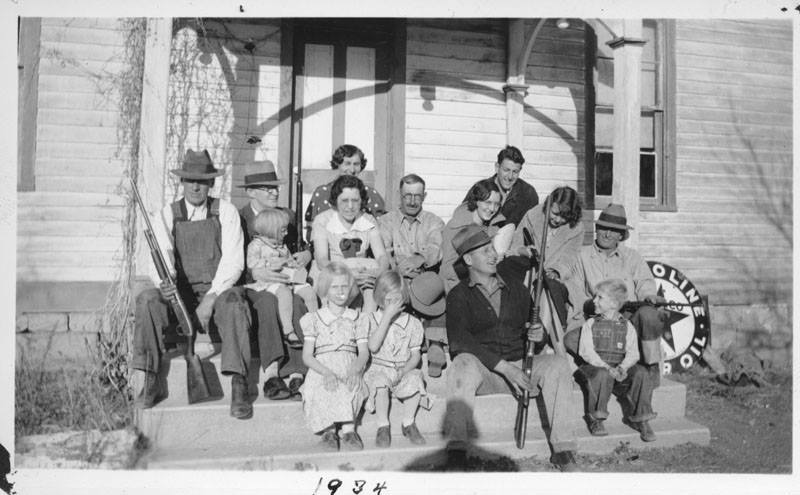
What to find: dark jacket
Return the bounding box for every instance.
[464,176,539,227]
[445,275,531,370]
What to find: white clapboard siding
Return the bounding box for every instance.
[640,19,792,307]
[18,19,132,283]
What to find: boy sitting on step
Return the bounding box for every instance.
[577,278,658,442]
[364,271,429,447]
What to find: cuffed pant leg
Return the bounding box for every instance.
[214,287,252,377]
[621,363,659,422]
[246,289,285,372]
[132,288,171,373]
[578,365,615,420]
[531,354,577,453]
[279,294,309,378]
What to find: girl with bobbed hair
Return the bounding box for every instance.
[311,175,389,313]
[509,185,585,326]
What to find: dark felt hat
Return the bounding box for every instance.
[595,203,633,241]
[170,149,224,179]
[452,224,493,258]
[236,160,287,188]
[407,272,446,318]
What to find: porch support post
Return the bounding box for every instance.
[136,18,173,278]
[607,19,645,248]
[504,19,528,147]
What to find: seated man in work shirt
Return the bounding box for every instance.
[443,224,578,471]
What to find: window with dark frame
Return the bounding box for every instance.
[587,19,676,211]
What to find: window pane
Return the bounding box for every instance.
[595,152,613,196]
[640,153,656,198]
[595,152,657,198]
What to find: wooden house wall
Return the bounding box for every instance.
[639,19,793,307]
[18,18,129,282]
[165,19,283,210]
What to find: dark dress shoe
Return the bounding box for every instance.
[321,430,339,451]
[550,450,579,472]
[341,431,364,451]
[375,425,391,448]
[627,419,657,442]
[263,376,292,400]
[588,418,608,436]
[135,371,165,409]
[230,374,253,420]
[288,376,304,401]
[401,422,426,445]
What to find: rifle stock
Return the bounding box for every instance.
[514,199,553,449]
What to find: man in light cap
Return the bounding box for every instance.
[562,203,667,442]
[132,149,254,419]
[443,224,578,471]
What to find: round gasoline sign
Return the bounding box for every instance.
[647,261,711,374]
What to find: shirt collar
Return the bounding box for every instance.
[327,211,374,235]
[468,273,506,290]
[318,306,359,325]
[183,198,207,220]
[373,310,410,329]
[400,212,422,225]
[591,241,621,258]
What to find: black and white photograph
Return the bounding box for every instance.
[2,1,796,493]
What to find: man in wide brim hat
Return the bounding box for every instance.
[171,149,225,180]
[132,148,259,420]
[441,223,580,471]
[236,159,312,402]
[594,203,633,241]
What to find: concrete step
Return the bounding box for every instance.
[139,416,710,471]
[137,356,688,451]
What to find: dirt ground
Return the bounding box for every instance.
[455,366,793,473]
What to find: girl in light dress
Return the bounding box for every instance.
[300,262,369,451]
[246,208,318,346]
[364,271,428,447]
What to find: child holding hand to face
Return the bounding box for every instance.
[577,279,659,442]
[300,262,369,451]
[364,271,428,448]
[246,208,318,347]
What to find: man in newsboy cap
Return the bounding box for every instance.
[132,149,255,419]
[442,224,578,471]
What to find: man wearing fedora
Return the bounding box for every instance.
[133,149,256,419]
[377,174,448,376]
[237,160,312,401]
[561,203,667,442]
[443,224,579,471]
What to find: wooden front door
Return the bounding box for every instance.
[289,19,401,213]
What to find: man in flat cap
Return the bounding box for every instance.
[443,224,578,471]
[132,149,255,419]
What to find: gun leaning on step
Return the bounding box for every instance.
[130,178,212,404]
[514,197,553,449]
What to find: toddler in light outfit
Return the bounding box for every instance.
[246,208,318,346]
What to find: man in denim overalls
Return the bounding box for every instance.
[132,149,255,419]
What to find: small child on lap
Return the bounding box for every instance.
[246,208,318,346]
[364,271,428,447]
[577,279,659,441]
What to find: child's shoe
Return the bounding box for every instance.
[401,422,426,445]
[341,431,364,451]
[587,418,608,436]
[321,430,339,451]
[375,425,391,448]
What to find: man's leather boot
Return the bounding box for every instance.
[230,373,253,420]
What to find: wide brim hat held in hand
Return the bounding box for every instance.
[171,149,225,180]
[407,271,446,318]
[595,203,633,241]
